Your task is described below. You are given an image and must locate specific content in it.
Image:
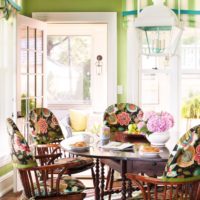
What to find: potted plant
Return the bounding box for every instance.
[137,111,174,146]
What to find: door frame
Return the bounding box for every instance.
[32,12,117,107]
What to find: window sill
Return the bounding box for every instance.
[0,155,11,168]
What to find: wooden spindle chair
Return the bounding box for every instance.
[102,103,144,199]
[126,124,200,200]
[7,118,86,200]
[29,108,95,176]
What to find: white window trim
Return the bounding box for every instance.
[32,12,117,107]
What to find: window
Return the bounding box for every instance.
[47,35,92,105]
[180,27,200,133]
[139,27,200,135]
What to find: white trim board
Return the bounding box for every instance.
[0,155,11,168]
[0,171,13,197]
[32,12,117,107]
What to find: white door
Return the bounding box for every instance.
[16,14,46,141]
[46,23,107,112]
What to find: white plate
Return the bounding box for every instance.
[69,145,90,152]
[139,151,161,158]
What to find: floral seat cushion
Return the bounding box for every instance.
[34,176,85,197]
[29,108,64,144]
[163,124,200,182]
[55,157,94,169]
[7,118,37,168]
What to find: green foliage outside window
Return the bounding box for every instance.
[21,94,35,117]
[181,95,200,119]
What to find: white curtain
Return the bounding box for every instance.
[122,0,200,27]
[0,18,16,165]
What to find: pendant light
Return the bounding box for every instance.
[134,0,183,56]
[0,0,21,20]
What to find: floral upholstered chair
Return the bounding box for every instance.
[103,103,144,199]
[126,124,200,200]
[103,103,144,141]
[7,118,86,200]
[29,108,94,175]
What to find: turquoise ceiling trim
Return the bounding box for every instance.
[122,9,200,17]
[7,0,21,11]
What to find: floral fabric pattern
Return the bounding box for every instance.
[6,118,37,168]
[163,124,200,181]
[103,103,143,132]
[55,157,93,169]
[34,176,85,197]
[29,108,64,144]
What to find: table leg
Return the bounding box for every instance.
[121,160,127,200]
[95,158,100,200]
[100,162,105,200]
[127,179,132,198]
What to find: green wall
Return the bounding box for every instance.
[0,163,12,177]
[21,0,127,102]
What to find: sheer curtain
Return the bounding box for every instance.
[0,18,16,166]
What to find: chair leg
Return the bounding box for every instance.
[91,167,96,187]
[108,169,115,200]
[105,167,112,190]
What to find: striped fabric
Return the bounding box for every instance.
[122,0,200,27]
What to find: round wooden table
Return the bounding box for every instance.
[61,140,170,200]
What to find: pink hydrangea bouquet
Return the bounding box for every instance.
[137,111,174,135]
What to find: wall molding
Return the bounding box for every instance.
[0,171,13,197]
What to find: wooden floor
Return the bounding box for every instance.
[0,191,22,200]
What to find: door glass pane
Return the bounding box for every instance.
[20,50,27,73]
[36,97,43,107]
[20,27,27,49]
[20,75,27,96]
[29,75,35,97]
[29,51,35,73]
[36,75,43,97]
[36,53,43,73]
[47,35,92,104]
[36,30,43,51]
[29,28,35,50]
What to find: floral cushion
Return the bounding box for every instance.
[103,103,143,132]
[7,118,37,168]
[163,124,200,182]
[29,108,64,144]
[55,157,93,169]
[34,176,85,197]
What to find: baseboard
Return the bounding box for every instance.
[0,171,13,197]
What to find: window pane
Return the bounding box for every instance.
[47,35,91,104]
[181,27,200,70]
[180,74,200,132]
[141,73,170,112]
[142,56,170,70]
